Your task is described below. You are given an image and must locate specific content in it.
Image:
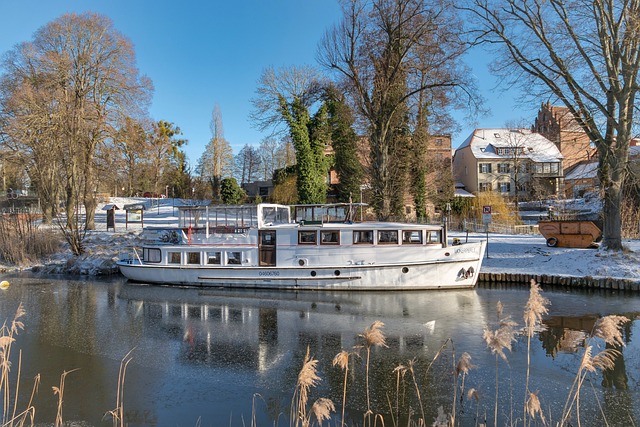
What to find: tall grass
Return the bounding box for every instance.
[0,303,39,427]
[0,214,62,266]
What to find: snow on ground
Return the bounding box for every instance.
[25,197,640,282]
[454,231,640,281]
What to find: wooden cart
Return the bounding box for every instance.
[538,220,602,248]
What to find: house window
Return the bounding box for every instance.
[207,251,221,265]
[187,252,201,265]
[479,163,492,173]
[259,186,269,196]
[377,230,398,244]
[499,182,511,193]
[479,182,492,192]
[353,230,373,244]
[298,230,317,245]
[320,230,340,245]
[551,163,559,174]
[227,251,242,265]
[168,252,181,264]
[402,230,423,244]
[498,164,511,173]
[435,138,443,146]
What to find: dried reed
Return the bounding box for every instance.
[560,315,630,426]
[333,350,353,427]
[453,351,476,425]
[392,363,408,426]
[104,348,135,427]
[291,346,327,427]
[522,279,549,425]
[53,369,79,427]
[356,321,387,416]
[483,301,517,427]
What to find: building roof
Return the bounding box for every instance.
[457,128,563,163]
[564,161,598,181]
[454,188,475,198]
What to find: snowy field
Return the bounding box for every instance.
[74,198,640,281]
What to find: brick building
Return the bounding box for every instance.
[532,102,595,172]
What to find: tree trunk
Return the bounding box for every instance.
[601,183,623,250]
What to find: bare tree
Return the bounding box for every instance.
[318,0,478,219]
[462,0,640,250]
[197,105,234,201]
[234,144,263,185]
[0,12,152,253]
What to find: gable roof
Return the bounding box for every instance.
[458,128,563,163]
[565,161,598,181]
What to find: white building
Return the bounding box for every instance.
[453,129,564,198]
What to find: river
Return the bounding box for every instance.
[0,274,638,426]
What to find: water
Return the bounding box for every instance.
[0,274,639,426]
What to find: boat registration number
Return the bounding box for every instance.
[259,271,280,277]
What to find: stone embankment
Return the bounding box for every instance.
[479,271,640,291]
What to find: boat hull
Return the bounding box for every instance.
[117,241,486,290]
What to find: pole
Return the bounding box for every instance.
[486,225,489,259]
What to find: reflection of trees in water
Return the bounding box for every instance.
[539,315,637,426]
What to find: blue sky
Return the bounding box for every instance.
[0,1,536,166]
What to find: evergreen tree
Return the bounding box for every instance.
[220,177,246,204]
[325,87,363,203]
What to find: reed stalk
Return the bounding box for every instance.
[522,279,549,425]
[559,315,629,426]
[53,369,79,427]
[356,321,387,418]
[483,301,517,427]
[333,350,352,427]
[392,363,408,427]
[105,348,135,427]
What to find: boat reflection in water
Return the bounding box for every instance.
[117,283,489,425]
[116,283,640,427]
[118,283,488,368]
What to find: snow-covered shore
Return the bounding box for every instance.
[15,197,640,282]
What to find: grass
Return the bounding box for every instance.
[0,280,633,426]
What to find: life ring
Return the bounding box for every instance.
[546,237,558,247]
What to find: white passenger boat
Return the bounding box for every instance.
[117,203,486,290]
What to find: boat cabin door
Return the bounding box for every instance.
[258,230,277,266]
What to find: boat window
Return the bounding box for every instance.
[320,230,340,245]
[377,230,398,244]
[426,230,442,244]
[187,252,201,265]
[227,251,242,265]
[298,230,317,245]
[207,251,221,265]
[353,230,373,244]
[143,248,161,263]
[168,252,181,264]
[402,230,423,244]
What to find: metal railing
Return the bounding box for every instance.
[461,220,539,235]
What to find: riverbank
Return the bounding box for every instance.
[5,198,639,287]
[458,231,640,287]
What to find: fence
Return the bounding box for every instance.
[461,220,540,235]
